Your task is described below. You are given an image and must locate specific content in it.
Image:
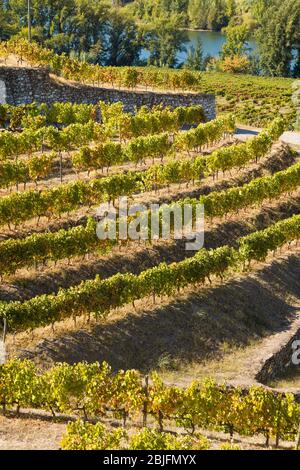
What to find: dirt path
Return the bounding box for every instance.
[164,307,300,390]
[280,131,300,149]
[234,125,260,142]
[0,412,294,450]
[0,414,65,450]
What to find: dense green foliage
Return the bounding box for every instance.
[1,1,299,76]
[0,0,187,67]
[255,0,300,77]
[0,0,142,66]
[128,0,238,31]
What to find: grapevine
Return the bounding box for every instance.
[0,215,299,331]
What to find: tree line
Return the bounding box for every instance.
[128,0,300,77]
[0,0,299,76]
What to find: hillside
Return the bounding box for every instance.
[0,43,295,127]
[0,44,300,451]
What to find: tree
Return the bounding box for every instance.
[187,0,209,29]
[185,39,204,70]
[145,16,188,68]
[219,54,251,73]
[256,0,300,77]
[226,0,237,19]
[132,0,188,25]
[187,0,231,31]
[102,11,142,66]
[207,0,229,31]
[221,24,250,58]
[1,0,110,55]
[292,49,300,78]
[0,4,17,39]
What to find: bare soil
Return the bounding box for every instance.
[0,411,295,450]
[269,367,300,391]
[0,414,65,450]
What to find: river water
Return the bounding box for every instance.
[140,30,257,65]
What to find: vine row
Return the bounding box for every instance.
[0,214,299,331]
[1,359,299,448]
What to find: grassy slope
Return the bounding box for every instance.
[198,72,294,127]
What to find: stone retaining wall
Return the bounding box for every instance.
[0,66,216,119]
[256,325,300,385]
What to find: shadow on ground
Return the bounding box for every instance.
[21,253,300,372]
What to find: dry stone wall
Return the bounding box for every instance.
[0,66,216,119]
[256,326,300,385]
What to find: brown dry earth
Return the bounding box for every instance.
[0,411,295,450]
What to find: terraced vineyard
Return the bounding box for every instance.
[0,39,296,127]
[0,60,300,451]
